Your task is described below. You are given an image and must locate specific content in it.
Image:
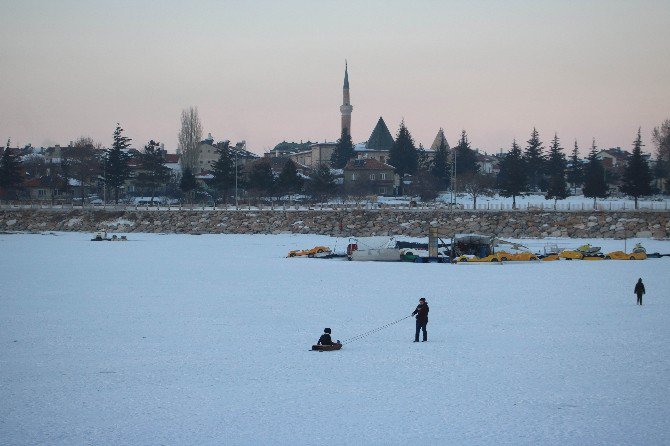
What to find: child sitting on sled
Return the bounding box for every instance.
[317,328,340,346]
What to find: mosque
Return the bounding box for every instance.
[273,62,447,169]
[342,62,450,165]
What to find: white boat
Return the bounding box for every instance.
[348,236,403,262]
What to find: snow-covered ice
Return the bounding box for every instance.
[1,232,669,445]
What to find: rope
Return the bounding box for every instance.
[341,315,413,345]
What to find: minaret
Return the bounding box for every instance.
[340,61,353,136]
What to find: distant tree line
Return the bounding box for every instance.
[2,117,669,210]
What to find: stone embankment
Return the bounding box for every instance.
[1,209,668,239]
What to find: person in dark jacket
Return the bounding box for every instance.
[317,328,339,345]
[412,298,429,342]
[634,278,645,305]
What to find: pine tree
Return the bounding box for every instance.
[461,171,494,209]
[0,139,24,198]
[179,167,198,203]
[545,133,569,206]
[277,160,303,198]
[652,119,670,191]
[582,139,608,209]
[620,128,653,209]
[411,170,441,202]
[330,128,355,169]
[307,164,337,200]
[209,141,236,203]
[430,139,451,190]
[59,156,73,197]
[135,140,170,203]
[103,124,132,203]
[248,158,275,197]
[388,121,418,195]
[453,130,479,176]
[416,144,432,172]
[497,140,527,209]
[524,127,545,191]
[566,140,583,194]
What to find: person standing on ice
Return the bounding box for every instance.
[634,278,646,305]
[412,298,429,342]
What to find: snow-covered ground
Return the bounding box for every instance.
[1,233,669,445]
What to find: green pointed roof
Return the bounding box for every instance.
[366,117,394,151]
[430,128,450,151]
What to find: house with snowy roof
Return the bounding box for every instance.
[192,134,259,174]
[343,158,395,195]
[23,175,69,200]
[283,142,338,170]
[596,147,630,170]
[353,117,395,164]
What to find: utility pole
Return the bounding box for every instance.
[234,150,238,207]
[452,149,457,206]
[103,160,106,204]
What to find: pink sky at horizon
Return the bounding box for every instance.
[1,0,669,156]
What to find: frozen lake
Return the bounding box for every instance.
[1,233,669,445]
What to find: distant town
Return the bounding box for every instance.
[1,64,668,208]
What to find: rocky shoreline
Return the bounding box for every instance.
[1,209,669,239]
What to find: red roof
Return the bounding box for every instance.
[23,177,41,188]
[165,154,180,163]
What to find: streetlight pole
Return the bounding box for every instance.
[103,160,106,204]
[452,149,457,206]
[234,150,238,207]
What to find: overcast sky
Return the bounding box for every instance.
[1,0,669,155]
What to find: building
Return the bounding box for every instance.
[23,175,68,200]
[266,157,310,178]
[430,128,449,151]
[596,147,630,170]
[353,117,395,163]
[267,140,314,158]
[343,158,395,196]
[192,134,259,173]
[476,152,500,175]
[194,133,218,172]
[286,142,338,170]
[165,153,181,174]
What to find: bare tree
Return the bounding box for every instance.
[410,171,440,202]
[345,177,375,206]
[63,136,102,203]
[23,154,48,178]
[461,172,495,209]
[178,106,203,173]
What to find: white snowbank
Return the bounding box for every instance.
[102,218,134,227]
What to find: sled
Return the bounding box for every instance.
[311,343,342,351]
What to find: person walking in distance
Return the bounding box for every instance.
[634,278,646,306]
[412,298,429,342]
